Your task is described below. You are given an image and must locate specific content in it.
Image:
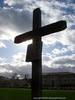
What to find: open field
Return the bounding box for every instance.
[0,88,75,100]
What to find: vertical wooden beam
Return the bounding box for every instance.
[32,8,42,100]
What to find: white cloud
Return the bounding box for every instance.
[12,52,31,66]
[39,1,75,52]
[0,52,75,78]
[0,52,31,78]
[0,67,13,73]
[0,57,7,63]
[52,54,75,68]
[0,0,75,47]
[68,45,75,52]
[52,47,69,55]
[0,41,6,48]
[4,0,31,6]
[42,54,52,67]
[42,28,75,51]
[42,53,75,68]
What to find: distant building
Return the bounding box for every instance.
[42,72,75,89]
[1,72,75,89]
[0,76,30,88]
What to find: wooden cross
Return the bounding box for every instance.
[14,8,67,100]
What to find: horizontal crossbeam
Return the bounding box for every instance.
[14,20,67,44]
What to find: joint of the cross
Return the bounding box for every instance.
[14,20,67,44]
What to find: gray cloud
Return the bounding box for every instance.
[42,65,75,74]
[0,63,31,78]
[0,1,75,47]
[42,54,75,68]
[0,62,75,78]
[0,7,32,47]
[0,7,32,34]
[54,58,75,65]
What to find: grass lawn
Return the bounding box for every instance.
[0,88,75,100]
[0,88,31,100]
[43,90,75,100]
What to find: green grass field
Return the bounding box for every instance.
[0,88,75,100]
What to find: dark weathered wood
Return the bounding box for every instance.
[14,20,67,43]
[32,8,42,100]
[32,59,42,100]
[26,42,42,62]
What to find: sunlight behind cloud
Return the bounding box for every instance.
[15,39,32,49]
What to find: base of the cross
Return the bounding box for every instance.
[32,59,42,100]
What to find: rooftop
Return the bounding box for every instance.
[42,72,75,76]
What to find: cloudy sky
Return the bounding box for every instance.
[0,0,75,78]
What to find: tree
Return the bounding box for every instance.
[12,73,17,79]
[24,74,30,79]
